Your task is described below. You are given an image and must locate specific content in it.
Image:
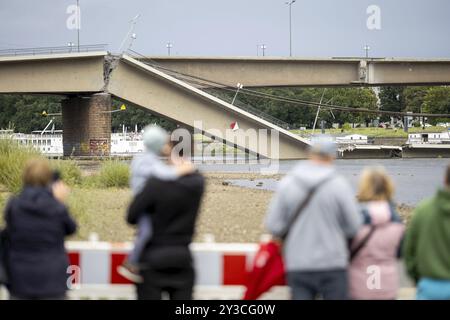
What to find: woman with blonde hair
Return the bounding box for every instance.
[349,167,404,300]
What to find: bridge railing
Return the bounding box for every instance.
[0,44,108,57]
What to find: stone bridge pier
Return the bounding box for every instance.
[62,93,111,157]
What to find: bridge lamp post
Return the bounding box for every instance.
[76,0,80,52]
[127,33,137,51]
[118,14,141,53]
[100,104,127,114]
[286,0,296,57]
[166,42,173,56]
[260,44,267,56]
[41,111,62,136]
[364,45,370,59]
[42,111,62,117]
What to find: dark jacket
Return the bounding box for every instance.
[4,186,77,298]
[127,172,204,268]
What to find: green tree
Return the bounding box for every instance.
[0,95,177,133]
[0,95,62,133]
[422,87,450,125]
[110,99,176,132]
[227,87,378,129]
[323,87,378,127]
[403,87,430,113]
[379,86,405,121]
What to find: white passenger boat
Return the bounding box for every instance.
[1,129,145,157]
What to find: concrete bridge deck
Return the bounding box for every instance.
[2,52,450,158]
[0,52,310,159]
[143,55,450,87]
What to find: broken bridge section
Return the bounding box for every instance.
[105,55,311,160]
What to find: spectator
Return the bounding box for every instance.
[403,164,450,300]
[126,156,204,300]
[4,158,77,300]
[118,125,193,283]
[265,138,362,300]
[349,167,404,300]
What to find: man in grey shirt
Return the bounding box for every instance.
[265,138,362,300]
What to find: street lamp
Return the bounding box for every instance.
[260,44,267,56]
[285,0,296,57]
[166,42,173,56]
[364,45,370,58]
[76,0,80,52]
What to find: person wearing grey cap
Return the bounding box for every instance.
[118,125,193,283]
[265,136,362,300]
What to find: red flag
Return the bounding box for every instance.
[230,122,239,131]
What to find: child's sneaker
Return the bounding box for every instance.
[117,262,144,283]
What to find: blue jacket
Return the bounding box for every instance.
[4,186,77,298]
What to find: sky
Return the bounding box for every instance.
[0,0,449,58]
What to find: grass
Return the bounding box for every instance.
[0,140,87,193]
[0,141,134,239]
[0,139,43,193]
[0,192,6,228]
[291,126,447,138]
[52,159,82,186]
[0,140,131,190]
[94,160,130,188]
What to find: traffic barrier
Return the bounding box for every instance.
[66,241,258,286]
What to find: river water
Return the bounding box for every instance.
[197,158,449,206]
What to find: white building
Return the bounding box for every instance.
[407,131,450,144]
[335,134,369,145]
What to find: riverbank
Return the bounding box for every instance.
[0,172,414,243]
[291,126,445,138]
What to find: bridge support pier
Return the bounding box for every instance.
[62,93,111,157]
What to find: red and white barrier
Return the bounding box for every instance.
[66,241,258,286]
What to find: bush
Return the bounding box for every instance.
[96,160,130,188]
[51,160,82,186]
[342,123,352,131]
[0,139,42,193]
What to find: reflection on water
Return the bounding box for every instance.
[197,159,450,206]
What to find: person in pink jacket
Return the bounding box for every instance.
[349,167,405,300]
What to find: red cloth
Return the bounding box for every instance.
[243,240,286,300]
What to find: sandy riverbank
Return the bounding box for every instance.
[0,172,413,243]
[196,173,413,242]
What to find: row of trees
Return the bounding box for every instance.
[211,87,379,129]
[0,96,176,133]
[380,86,450,124]
[0,86,449,133]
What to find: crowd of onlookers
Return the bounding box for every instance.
[1,125,449,300]
[266,139,450,300]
